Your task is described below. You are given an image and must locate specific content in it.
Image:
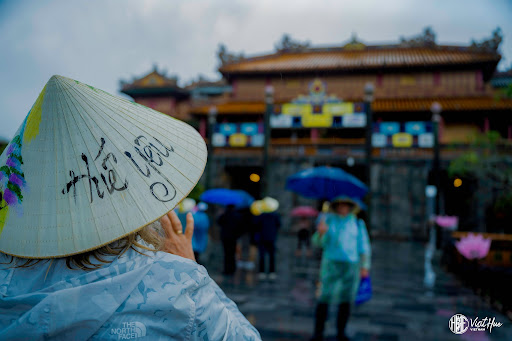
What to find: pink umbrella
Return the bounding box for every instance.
[290,206,319,217]
[455,233,492,260]
[435,215,459,229]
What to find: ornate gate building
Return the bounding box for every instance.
[121,29,512,239]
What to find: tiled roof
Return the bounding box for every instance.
[191,97,512,115]
[185,78,228,90]
[120,69,189,98]
[219,46,500,75]
[122,70,178,89]
[374,97,512,112]
[190,102,265,115]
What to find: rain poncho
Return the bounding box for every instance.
[312,213,371,304]
[0,247,261,340]
[312,213,371,269]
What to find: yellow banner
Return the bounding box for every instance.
[282,103,311,115]
[302,112,333,128]
[229,133,248,147]
[392,133,413,147]
[323,103,354,115]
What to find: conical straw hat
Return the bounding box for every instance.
[261,197,279,213]
[0,75,207,258]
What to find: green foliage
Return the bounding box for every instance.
[505,83,512,99]
[448,130,510,180]
[494,193,512,213]
[188,182,205,202]
[449,130,512,218]
[448,151,479,178]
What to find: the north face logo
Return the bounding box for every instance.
[110,322,147,339]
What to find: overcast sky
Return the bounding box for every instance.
[0,0,511,140]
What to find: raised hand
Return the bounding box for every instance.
[317,216,328,235]
[159,210,196,261]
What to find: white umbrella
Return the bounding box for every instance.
[0,75,207,258]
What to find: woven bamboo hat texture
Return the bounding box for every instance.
[0,75,207,258]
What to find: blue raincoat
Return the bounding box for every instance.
[0,247,260,340]
[312,213,371,304]
[313,213,371,268]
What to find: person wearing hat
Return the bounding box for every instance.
[252,197,281,281]
[310,196,371,341]
[0,76,260,340]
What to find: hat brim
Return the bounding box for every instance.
[0,76,207,259]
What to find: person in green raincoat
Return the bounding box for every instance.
[310,196,371,341]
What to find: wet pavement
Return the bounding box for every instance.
[201,233,512,341]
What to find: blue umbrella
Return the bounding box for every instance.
[232,190,255,208]
[285,166,368,200]
[200,188,254,207]
[353,198,368,211]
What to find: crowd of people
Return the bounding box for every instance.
[174,194,372,341]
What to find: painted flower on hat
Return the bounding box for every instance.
[0,121,30,231]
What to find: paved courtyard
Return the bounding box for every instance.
[202,234,512,341]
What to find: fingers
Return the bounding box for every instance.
[160,210,183,238]
[168,211,183,235]
[160,213,172,238]
[185,212,194,240]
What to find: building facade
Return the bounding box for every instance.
[121,29,512,239]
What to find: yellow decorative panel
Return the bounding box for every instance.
[229,133,248,147]
[442,124,480,144]
[141,75,166,87]
[324,103,354,115]
[400,76,416,86]
[285,80,301,88]
[302,112,333,128]
[392,133,413,147]
[282,103,311,115]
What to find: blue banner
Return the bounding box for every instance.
[379,122,400,135]
[240,123,259,136]
[219,123,237,136]
[405,122,426,135]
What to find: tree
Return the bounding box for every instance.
[448,131,512,232]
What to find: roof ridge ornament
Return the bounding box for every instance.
[399,27,437,48]
[217,44,245,66]
[274,34,310,53]
[469,27,503,53]
[343,33,366,50]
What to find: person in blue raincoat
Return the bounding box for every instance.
[192,202,210,264]
[0,210,261,340]
[310,196,371,341]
